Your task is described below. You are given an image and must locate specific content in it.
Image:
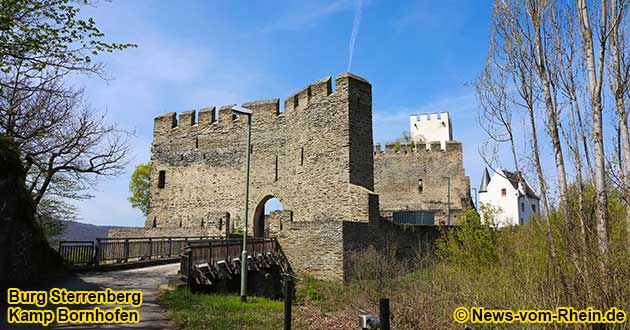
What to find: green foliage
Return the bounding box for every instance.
[295,274,326,303]
[128,163,151,216]
[0,0,136,76]
[436,208,499,272]
[160,288,283,330]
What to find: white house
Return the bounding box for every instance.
[478,168,540,226]
[410,112,452,148]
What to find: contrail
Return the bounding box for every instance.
[347,0,363,72]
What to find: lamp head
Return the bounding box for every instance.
[232,106,253,115]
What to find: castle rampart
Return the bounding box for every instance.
[374,140,472,224]
[143,72,378,242]
[109,72,471,280]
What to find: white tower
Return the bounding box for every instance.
[410,112,452,144]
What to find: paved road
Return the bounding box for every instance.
[13,263,182,330]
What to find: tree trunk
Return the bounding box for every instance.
[578,0,610,257]
[610,0,630,234]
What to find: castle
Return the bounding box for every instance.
[109,72,472,280]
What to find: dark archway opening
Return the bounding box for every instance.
[253,196,284,237]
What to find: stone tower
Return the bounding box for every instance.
[410,112,453,144]
[143,72,378,236]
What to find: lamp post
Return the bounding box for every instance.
[232,105,253,303]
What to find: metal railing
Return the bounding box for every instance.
[58,241,95,266]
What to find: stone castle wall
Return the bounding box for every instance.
[106,72,473,281]
[373,141,472,224]
[108,227,225,238]
[145,72,377,236]
[271,219,442,281]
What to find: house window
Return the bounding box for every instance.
[418,178,423,193]
[501,188,506,197]
[300,147,304,166]
[521,202,525,212]
[158,170,166,189]
[532,204,537,213]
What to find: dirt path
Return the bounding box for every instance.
[47,263,181,329]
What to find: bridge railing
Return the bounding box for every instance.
[58,241,95,266]
[181,238,294,279]
[95,236,223,264]
[57,236,223,267]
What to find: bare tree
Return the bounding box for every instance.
[526,0,573,230]
[0,73,130,224]
[475,32,569,299]
[576,0,611,256]
[609,0,630,231]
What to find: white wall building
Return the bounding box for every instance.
[410,112,452,148]
[478,168,540,227]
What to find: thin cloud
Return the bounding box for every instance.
[347,0,363,71]
[262,0,352,32]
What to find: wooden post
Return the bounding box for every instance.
[148,238,153,260]
[168,238,172,257]
[379,298,390,330]
[124,239,129,262]
[284,277,293,330]
[94,239,101,266]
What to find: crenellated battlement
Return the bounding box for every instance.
[284,76,332,112]
[153,72,370,136]
[374,140,462,154]
[409,111,453,143]
[411,112,449,123]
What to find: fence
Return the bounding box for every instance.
[58,241,95,266]
[57,236,221,267]
[95,236,221,264]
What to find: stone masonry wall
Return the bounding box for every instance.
[272,218,443,281]
[146,72,377,236]
[342,221,442,280]
[275,220,345,281]
[108,227,224,238]
[373,141,472,224]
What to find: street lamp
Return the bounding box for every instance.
[232,105,253,303]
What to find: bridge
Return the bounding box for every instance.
[57,236,294,296]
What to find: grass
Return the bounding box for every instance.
[160,288,284,330]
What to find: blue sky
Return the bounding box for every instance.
[72,0,495,226]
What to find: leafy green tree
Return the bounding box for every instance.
[128,163,151,216]
[436,208,499,273]
[0,0,135,79]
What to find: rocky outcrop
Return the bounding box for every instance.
[0,136,66,294]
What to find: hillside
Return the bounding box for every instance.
[51,221,121,242]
